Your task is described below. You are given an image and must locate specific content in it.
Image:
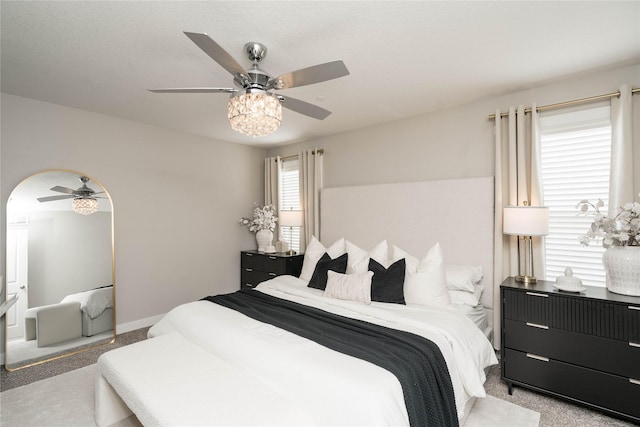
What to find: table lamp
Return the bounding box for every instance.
[279,209,303,255]
[503,204,549,284]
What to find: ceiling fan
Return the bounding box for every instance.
[37,176,105,215]
[148,32,350,137]
[37,176,104,203]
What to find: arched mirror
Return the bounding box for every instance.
[5,170,114,370]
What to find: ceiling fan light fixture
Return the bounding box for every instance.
[73,197,98,215]
[227,90,282,137]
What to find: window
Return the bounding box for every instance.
[279,157,301,252]
[539,106,611,287]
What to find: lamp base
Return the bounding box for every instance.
[515,275,537,284]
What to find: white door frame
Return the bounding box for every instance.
[6,226,29,340]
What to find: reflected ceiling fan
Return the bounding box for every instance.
[148,32,350,137]
[37,176,105,215]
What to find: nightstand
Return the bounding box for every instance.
[240,251,304,289]
[500,277,640,423]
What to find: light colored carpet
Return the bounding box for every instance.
[5,331,114,370]
[465,395,539,427]
[0,364,538,427]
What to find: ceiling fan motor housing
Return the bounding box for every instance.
[234,66,273,90]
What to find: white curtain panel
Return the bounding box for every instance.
[609,84,635,215]
[264,156,281,242]
[493,104,545,347]
[299,149,323,251]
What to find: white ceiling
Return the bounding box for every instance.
[2,1,639,148]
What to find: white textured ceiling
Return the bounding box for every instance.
[2,1,639,147]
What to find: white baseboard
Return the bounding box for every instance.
[115,313,165,335]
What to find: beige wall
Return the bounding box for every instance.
[1,94,266,358]
[269,64,640,194]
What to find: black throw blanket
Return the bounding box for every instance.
[204,289,458,427]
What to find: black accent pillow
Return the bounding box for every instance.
[308,252,348,290]
[369,258,406,304]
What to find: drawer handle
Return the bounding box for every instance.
[269,256,277,260]
[245,283,254,287]
[526,292,548,298]
[245,253,253,257]
[245,268,253,272]
[526,322,549,330]
[268,273,277,276]
[630,379,640,386]
[526,353,549,362]
[629,306,640,311]
[630,342,640,348]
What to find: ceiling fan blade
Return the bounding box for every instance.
[278,95,332,120]
[50,186,76,195]
[148,87,235,94]
[184,32,247,79]
[270,60,349,90]
[37,194,75,203]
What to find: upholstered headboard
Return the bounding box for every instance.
[320,176,494,313]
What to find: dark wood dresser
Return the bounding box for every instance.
[500,277,640,423]
[240,250,304,289]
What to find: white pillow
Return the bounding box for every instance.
[324,270,374,304]
[345,240,369,274]
[345,240,389,273]
[392,242,451,307]
[368,240,390,268]
[445,264,483,292]
[299,236,346,282]
[448,285,484,306]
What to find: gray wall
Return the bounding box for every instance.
[1,94,266,360]
[269,64,640,194]
[28,211,112,307]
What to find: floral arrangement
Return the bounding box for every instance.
[238,204,278,232]
[577,195,640,247]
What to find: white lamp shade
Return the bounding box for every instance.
[279,209,303,227]
[503,206,549,236]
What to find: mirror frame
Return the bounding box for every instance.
[4,169,115,371]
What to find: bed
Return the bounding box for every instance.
[98,176,498,426]
[24,285,113,347]
[61,285,114,337]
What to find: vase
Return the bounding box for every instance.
[255,229,273,252]
[602,246,640,296]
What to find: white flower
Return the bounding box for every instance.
[238,203,278,233]
[577,194,640,248]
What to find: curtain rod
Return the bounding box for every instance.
[488,87,640,120]
[277,149,324,162]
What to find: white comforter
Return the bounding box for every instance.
[148,276,497,425]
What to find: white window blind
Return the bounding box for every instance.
[540,106,611,287]
[279,157,301,252]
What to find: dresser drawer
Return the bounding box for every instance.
[504,319,640,378]
[503,288,640,342]
[504,348,640,420]
[240,269,275,288]
[241,252,288,275]
[503,288,552,324]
